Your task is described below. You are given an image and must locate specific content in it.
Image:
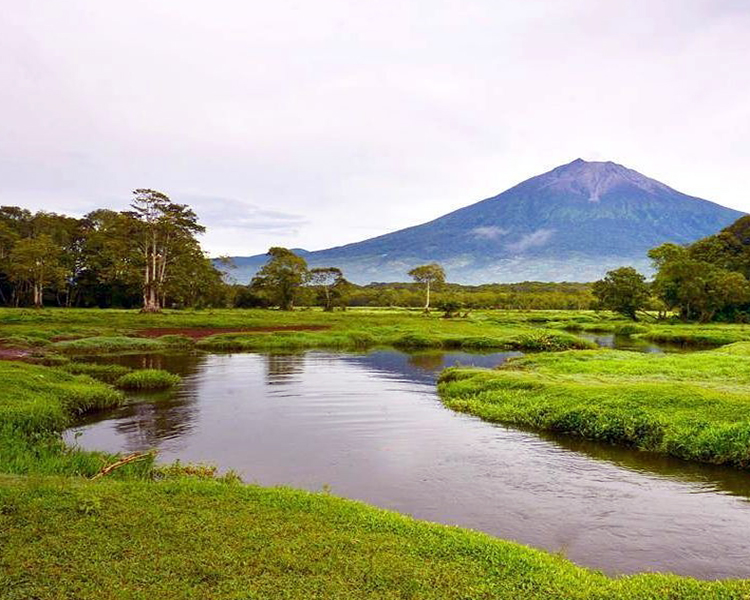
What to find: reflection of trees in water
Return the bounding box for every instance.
[407,352,447,371]
[88,351,207,378]
[265,353,306,385]
[94,352,208,451]
[113,392,199,451]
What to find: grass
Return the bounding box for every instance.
[115,368,181,390]
[0,361,154,478]
[54,334,192,354]
[1,476,749,599]
[61,361,133,383]
[5,307,750,595]
[195,327,594,352]
[439,342,750,468]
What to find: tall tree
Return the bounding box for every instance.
[126,190,205,312]
[309,267,348,311]
[7,234,65,307]
[251,247,309,310]
[408,263,445,312]
[592,267,650,320]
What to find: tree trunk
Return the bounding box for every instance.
[141,285,161,312]
[424,281,431,312]
[33,283,43,308]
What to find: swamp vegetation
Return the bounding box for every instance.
[3,308,750,597]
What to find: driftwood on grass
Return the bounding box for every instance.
[90,451,155,480]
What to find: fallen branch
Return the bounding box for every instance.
[90,451,156,481]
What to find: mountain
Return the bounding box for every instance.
[226,159,744,284]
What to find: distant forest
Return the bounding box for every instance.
[0,193,595,311]
[3,192,750,320]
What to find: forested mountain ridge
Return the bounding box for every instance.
[228,159,744,284]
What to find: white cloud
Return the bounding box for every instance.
[471,226,509,239]
[505,229,555,253]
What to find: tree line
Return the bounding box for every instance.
[594,215,750,322]
[0,191,229,310]
[1,193,601,312]
[241,251,595,312]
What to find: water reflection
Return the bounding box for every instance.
[265,353,306,384]
[65,348,750,579]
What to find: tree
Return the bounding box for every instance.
[309,267,348,311]
[126,190,205,312]
[592,267,650,320]
[251,247,309,310]
[652,258,750,322]
[7,235,65,307]
[408,263,445,312]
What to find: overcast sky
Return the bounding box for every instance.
[1,0,749,256]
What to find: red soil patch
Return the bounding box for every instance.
[136,325,331,340]
[0,345,31,361]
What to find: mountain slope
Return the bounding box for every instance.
[228,159,744,284]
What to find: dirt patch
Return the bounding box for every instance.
[0,345,31,361]
[136,325,331,340]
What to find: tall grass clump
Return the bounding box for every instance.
[62,362,132,384]
[509,331,595,351]
[115,369,181,390]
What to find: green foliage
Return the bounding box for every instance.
[0,203,230,310]
[251,247,310,310]
[592,267,650,320]
[648,216,750,322]
[308,267,350,311]
[115,369,181,390]
[408,263,446,310]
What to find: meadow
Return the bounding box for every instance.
[3,307,750,597]
[439,343,750,468]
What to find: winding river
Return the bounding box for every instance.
[65,342,750,579]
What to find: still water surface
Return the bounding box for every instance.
[66,347,750,579]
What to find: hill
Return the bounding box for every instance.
[227,159,744,284]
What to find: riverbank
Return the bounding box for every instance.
[0,355,747,597]
[439,343,750,468]
[3,473,749,599]
[3,308,750,596]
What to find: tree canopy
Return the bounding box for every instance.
[0,196,228,310]
[251,247,310,310]
[592,267,650,320]
[408,263,445,311]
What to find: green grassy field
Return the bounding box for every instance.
[3,475,749,600]
[3,307,750,597]
[0,307,601,353]
[439,343,750,468]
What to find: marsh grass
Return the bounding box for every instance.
[115,369,181,390]
[0,361,141,478]
[61,362,132,383]
[439,344,750,468]
[54,335,192,354]
[6,307,750,595]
